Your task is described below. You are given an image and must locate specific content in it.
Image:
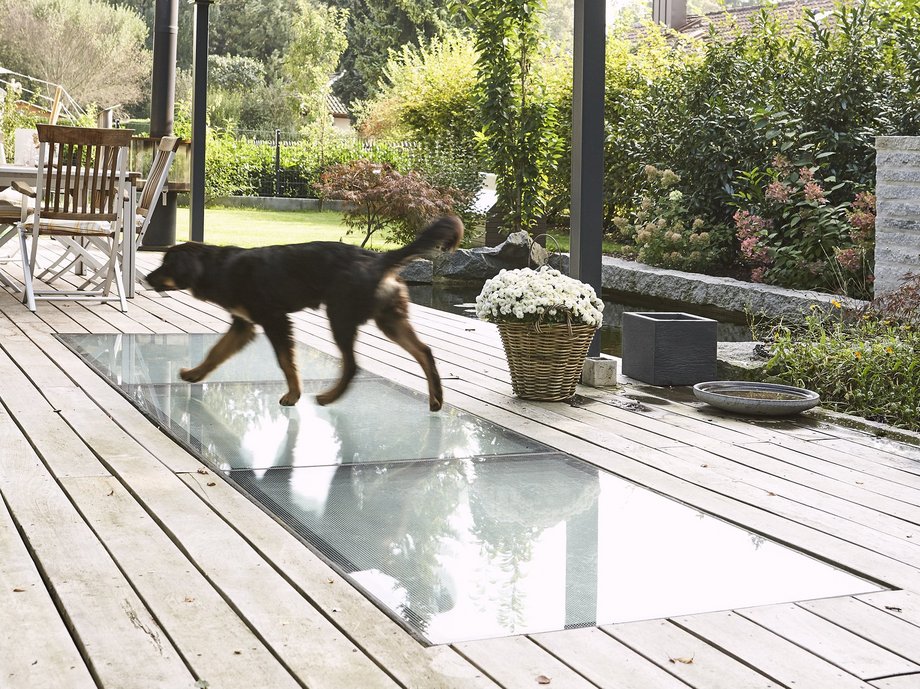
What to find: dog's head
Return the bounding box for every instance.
[145,242,208,292]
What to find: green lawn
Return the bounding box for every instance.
[173,206,400,250]
[170,205,624,256]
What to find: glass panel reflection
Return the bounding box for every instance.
[61,332,361,385]
[60,333,882,645]
[123,378,543,469]
[232,455,879,644]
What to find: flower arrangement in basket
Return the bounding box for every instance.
[476,267,604,401]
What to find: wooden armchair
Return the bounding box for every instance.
[16,124,133,311]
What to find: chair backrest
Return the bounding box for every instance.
[134,135,180,244]
[35,124,133,224]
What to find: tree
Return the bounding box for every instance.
[107,0,195,70]
[358,31,479,148]
[0,0,151,108]
[315,160,462,247]
[209,0,299,81]
[326,0,464,106]
[467,0,564,233]
[284,0,349,123]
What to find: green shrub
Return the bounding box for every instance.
[314,160,464,247]
[732,154,875,297]
[612,165,732,272]
[601,0,919,286]
[759,275,920,430]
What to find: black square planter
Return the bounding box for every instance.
[621,312,717,386]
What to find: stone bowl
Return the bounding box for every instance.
[692,381,820,416]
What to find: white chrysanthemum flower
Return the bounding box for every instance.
[476,267,604,328]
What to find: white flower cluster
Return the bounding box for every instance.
[475,267,605,327]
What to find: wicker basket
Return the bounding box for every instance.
[496,318,597,401]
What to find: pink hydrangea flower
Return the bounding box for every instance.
[803,181,826,203]
[765,181,791,203]
[835,247,863,272]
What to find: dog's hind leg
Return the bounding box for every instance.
[261,315,302,406]
[180,316,256,383]
[316,311,358,407]
[375,310,443,412]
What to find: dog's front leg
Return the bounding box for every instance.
[262,315,301,406]
[316,311,358,406]
[181,316,255,383]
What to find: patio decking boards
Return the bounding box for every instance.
[2,252,920,689]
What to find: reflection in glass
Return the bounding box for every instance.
[60,333,883,645]
[233,455,879,644]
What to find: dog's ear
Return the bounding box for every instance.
[162,243,205,289]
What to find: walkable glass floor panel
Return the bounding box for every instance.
[60,333,883,644]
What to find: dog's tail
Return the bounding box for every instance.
[380,216,464,271]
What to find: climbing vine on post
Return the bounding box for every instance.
[467,0,563,234]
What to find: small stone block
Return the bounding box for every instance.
[581,355,619,387]
[621,312,717,386]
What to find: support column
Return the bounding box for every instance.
[142,0,179,249]
[571,0,605,357]
[190,0,212,243]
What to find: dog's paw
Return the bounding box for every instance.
[429,396,443,412]
[179,367,205,383]
[279,391,301,407]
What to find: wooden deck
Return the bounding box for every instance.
[2,250,920,689]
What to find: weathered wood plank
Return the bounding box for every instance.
[3,318,202,474]
[859,590,920,627]
[0,434,96,689]
[674,610,876,688]
[736,603,920,679]
[801,596,920,664]
[455,635,599,689]
[603,618,781,689]
[871,674,920,688]
[60,475,304,689]
[0,410,194,688]
[43,387,400,689]
[531,626,692,689]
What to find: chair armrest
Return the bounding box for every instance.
[10,180,36,198]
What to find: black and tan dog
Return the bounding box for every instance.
[145,216,463,410]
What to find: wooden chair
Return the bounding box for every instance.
[16,124,133,312]
[0,186,33,292]
[74,135,181,296]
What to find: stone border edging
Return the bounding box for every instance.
[552,254,866,319]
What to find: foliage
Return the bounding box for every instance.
[209,0,298,81]
[284,0,349,123]
[475,267,605,327]
[866,272,920,328]
[314,160,462,246]
[468,0,564,234]
[326,0,464,106]
[732,154,875,297]
[208,85,302,133]
[612,165,732,273]
[207,55,267,91]
[599,0,919,289]
[107,0,195,72]
[0,82,39,162]
[760,298,920,431]
[0,0,151,108]
[357,31,479,150]
[405,143,485,231]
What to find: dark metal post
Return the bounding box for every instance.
[150,0,177,138]
[141,0,179,250]
[190,0,213,243]
[571,0,605,357]
[274,128,281,197]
